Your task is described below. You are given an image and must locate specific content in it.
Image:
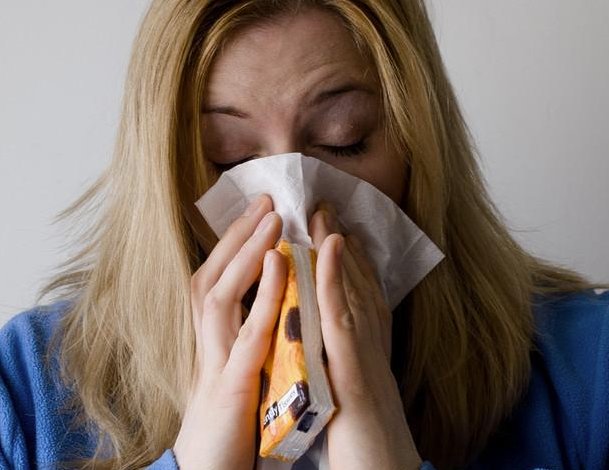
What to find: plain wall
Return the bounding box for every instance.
[1,1,608,325]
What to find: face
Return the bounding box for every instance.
[201,8,406,204]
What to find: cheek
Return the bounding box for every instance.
[353,132,407,204]
[332,157,405,205]
[337,149,406,205]
[363,158,406,204]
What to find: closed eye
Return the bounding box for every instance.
[319,138,367,157]
[211,137,368,171]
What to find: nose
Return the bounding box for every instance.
[253,133,303,159]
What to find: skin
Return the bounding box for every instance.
[174,8,421,470]
[200,8,406,204]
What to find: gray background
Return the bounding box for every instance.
[1,1,608,325]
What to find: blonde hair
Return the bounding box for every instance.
[40,0,606,468]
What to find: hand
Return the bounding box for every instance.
[174,194,287,470]
[309,202,422,470]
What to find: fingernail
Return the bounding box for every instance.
[244,195,264,216]
[254,212,275,235]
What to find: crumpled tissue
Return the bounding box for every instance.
[195,152,444,311]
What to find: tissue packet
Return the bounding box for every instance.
[259,239,335,461]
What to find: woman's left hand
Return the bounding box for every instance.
[308,201,422,470]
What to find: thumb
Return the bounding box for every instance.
[316,234,366,400]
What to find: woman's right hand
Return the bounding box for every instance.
[173,194,286,470]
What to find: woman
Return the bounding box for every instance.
[1,0,607,469]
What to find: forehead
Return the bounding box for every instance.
[204,8,378,105]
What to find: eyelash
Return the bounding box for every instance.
[320,138,367,158]
[213,138,368,170]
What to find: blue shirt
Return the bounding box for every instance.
[1,290,608,469]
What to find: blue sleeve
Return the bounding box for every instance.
[0,374,31,469]
[0,301,94,469]
[420,461,436,469]
[147,449,180,469]
[468,290,609,469]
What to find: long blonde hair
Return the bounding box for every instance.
[40,0,606,468]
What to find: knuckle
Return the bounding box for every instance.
[202,289,225,314]
[345,288,365,312]
[191,268,211,296]
[236,321,257,343]
[228,214,250,235]
[330,274,343,290]
[322,306,355,332]
[338,309,356,331]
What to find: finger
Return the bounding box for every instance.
[201,213,282,368]
[224,249,287,383]
[309,210,327,253]
[192,194,273,298]
[340,243,375,341]
[346,235,392,359]
[191,195,272,367]
[211,212,282,306]
[309,201,340,253]
[345,234,381,289]
[312,206,380,349]
[316,234,365,395]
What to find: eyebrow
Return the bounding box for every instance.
[201,82,376,119]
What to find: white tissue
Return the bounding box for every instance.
[195,152,444,310]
